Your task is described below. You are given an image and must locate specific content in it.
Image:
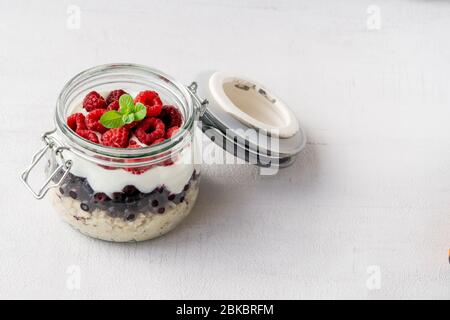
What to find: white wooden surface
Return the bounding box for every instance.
[0,0,449,299]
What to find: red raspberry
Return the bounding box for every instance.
[128,143,141,149]
[77,129,99,143]
[124,143,153,174]
[166,126,179,139]
[86,109,108,133]
[159,105,182,128]
[162,152,179,166]
[162,158,175,167]
[107,100,119,111]
[106,89,127,105]
[134,90,163,117]
[135,117,165,145]
[83,91,106,112]
[150,137,177,166]
[67,113,87,131]
[151,138,166,145]
[124,122,138,130]
[124,166,151,175]
[101,127,129,148]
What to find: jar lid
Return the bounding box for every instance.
[194,71,306,168]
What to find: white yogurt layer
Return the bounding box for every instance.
[64,146,195,197]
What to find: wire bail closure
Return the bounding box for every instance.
[20,129,72,199]
[187,82,208,117]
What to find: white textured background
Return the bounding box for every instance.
[0,0,449,299]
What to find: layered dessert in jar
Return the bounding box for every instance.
[50,88,200,242]
[22,64,304,242]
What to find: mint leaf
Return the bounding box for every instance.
[122,113,135,124]
[119,94,135,114]
[100,94,146,128]
[134,103,147,121]
[100,111,124,128]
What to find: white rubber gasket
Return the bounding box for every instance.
[208,71,299,138]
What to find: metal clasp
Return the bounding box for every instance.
[187,82,208,117]
[20,130,72,199]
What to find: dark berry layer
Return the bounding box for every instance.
[55,170,199,221]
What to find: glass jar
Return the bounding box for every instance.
[22,63,306,242]
[22,64,203,242]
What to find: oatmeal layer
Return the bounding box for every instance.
[50,186,199,242]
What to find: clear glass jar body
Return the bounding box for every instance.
[47,64,200,242]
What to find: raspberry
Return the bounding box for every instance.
[106,89,127,105]
[134,90,163,117]
[162,158,175,166]
[135,117,165,145]
[83,91,106,112]
[107,100,119,111]
[151,138,166,145]
[86,109,107,133]
[124,165,152,175]
[166,126,179,138]
[159,105,182,128]
[124,122,138,130]
[67,114,78,131]
[101,127,129,148]
[77,129,99,143]
[162,152,178,166]
[67,113,87,131]
[124,143,153,174]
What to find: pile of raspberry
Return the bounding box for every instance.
[67,89,182,148]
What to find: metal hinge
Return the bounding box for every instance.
[187,82,208,117]
[20,130,72,199]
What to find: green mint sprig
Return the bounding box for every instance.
[100,94,147,128]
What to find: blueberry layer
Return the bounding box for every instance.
[55,170,199,221]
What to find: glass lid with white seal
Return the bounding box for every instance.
[192,71,306,169]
